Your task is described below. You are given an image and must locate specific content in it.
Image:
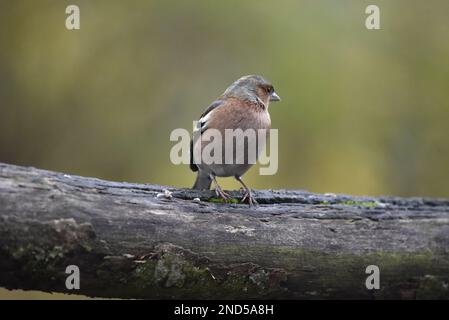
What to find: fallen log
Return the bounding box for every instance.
[0,162,448,299]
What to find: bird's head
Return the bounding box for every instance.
[222,75,281,107]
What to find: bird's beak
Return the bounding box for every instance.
[270,91,281,102]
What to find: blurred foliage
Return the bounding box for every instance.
[1,0,448,197]
[0,288,96,300]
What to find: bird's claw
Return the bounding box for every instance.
[241,188,258,206]
[215,187,230,202]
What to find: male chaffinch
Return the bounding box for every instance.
[190,75,281,205]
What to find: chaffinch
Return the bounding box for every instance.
[190,75,281,205]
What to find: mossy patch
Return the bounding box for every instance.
[316,200,377,207]
[340,200,377,207]
[129,244,287,299]
[208,197,240,204]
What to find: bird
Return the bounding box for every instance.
[190,75,281,205]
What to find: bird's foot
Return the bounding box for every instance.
[215,186,230,202]
[240,188,258,206]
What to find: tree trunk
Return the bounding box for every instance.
[0,162,448,299]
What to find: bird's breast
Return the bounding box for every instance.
[192,98,271,177]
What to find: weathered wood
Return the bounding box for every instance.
[0,162,448,299]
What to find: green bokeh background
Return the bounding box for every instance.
[1,0,448,198]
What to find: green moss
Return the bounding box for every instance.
[340,200,377,207]
[126,246,289,299]
[317,200,377,207]
[48,245,65,260]
[208,197,239,204]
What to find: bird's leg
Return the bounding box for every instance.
[211,175,230,202]
[235,176,258,206]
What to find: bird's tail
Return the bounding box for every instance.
[192,171,212,190]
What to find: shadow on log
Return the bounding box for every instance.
[0,162,449,299]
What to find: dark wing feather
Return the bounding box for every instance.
[189,99,224,172]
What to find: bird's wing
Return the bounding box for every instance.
[197,99,224,134]
[190,99,224,172]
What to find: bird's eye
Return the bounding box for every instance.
[266,86,273,94]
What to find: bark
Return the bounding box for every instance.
[0,162,448,299]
